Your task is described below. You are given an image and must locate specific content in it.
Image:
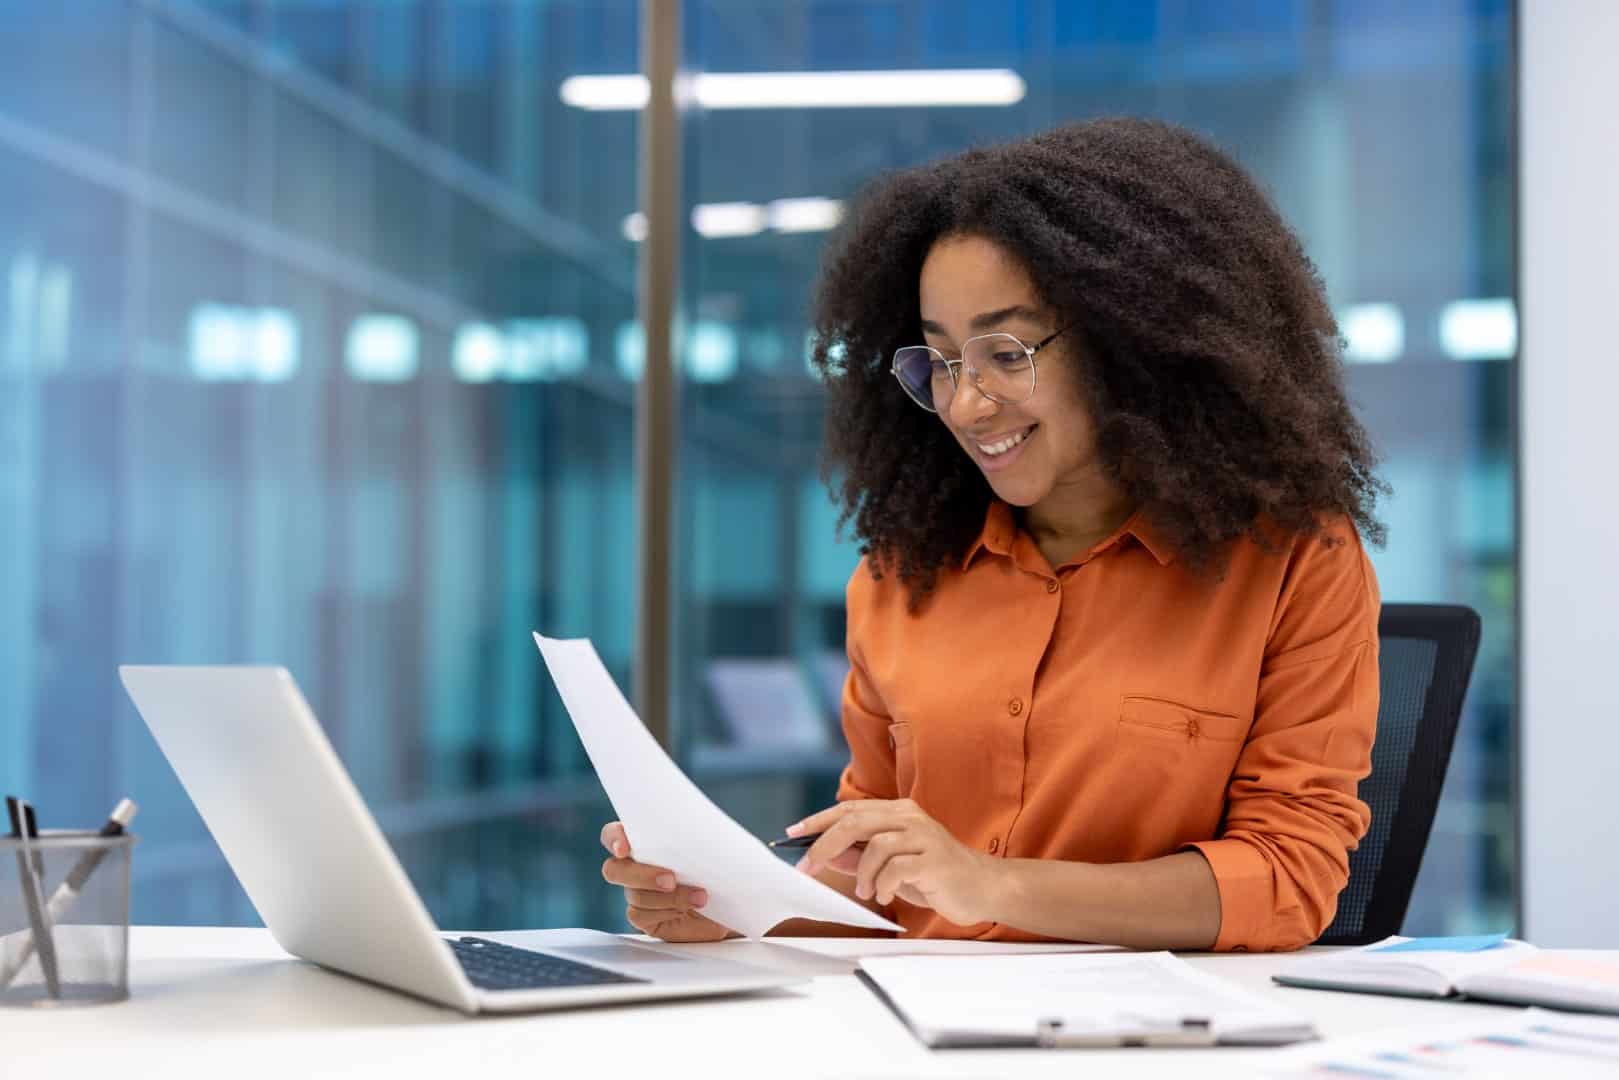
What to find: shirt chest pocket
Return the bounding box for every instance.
[1111,696,1252,836]
[1117,696,1250,747]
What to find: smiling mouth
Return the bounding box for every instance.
[975,425,1035,457]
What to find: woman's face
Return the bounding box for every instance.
[917,234,1100,509]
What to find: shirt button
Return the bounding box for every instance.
[988,837,999,854]
[1008,698,1023,716]
[1045,579,1059,594]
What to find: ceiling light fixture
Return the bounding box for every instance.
[561,69,1026,111]
[690,202,769,239]
[623,199,845,242]
[767,197,844,233]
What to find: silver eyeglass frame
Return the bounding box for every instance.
[890,325,1069,413]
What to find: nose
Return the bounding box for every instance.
[946,372,999,428]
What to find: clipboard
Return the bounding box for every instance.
[855,951,1317,1050]
[1034,1014,1217,1048]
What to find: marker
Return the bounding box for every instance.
[0,798,138,990]
[48,799,139,917]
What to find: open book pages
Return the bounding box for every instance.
[858,951,1317,1048]
[1459,952,1619,1014]
[1276,937,1536,998]
[1275,936,1547,999]
[1279,938,1619,1014]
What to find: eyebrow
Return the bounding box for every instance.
[918,304,1043,338]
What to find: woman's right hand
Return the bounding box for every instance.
[599,821,731,942]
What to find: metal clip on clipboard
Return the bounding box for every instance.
[1034,1014,1217,1048]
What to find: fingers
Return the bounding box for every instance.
[601,855,678,892]
[624,885,709,913]
[854,831,923,901]
[601,847,710,920]
[824,847,863,876]
[800,806,909,875]
[599,821,630,858]
[599,823,724,943]
[788,799,878,840]
[625,907,728,942]
[873,854,922,906]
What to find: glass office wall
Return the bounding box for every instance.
[0,0,641,928]
[2,0,1515,936]
[672,0,1516,934]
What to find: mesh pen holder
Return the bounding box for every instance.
[0,832,135,1007]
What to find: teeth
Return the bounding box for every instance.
[978,428,1031,456]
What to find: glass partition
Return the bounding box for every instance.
[0,0,640,928]
[0,0,1515,935]
[674,0,1516,933]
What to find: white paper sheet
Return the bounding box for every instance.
[533,633,903,939]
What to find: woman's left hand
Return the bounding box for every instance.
[790,799,995,927]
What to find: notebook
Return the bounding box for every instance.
[1274,935,1619,1015]
[857,951,1318,1048]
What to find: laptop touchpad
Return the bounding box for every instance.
[557,944,691,965]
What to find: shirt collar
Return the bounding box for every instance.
[962,500,1017,569]
[963,500,1175,570]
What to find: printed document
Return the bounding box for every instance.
[1265,1008,1619,1078]
[533,633,903,939]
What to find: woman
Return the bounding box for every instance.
[602,118,1386,952]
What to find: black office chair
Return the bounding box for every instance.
[1317,604,1482,946]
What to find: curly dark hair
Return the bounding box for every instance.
[810,117,1387,609]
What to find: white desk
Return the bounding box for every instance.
[0,927,1572,1078]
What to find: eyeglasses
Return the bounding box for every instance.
[891,326,1068,413]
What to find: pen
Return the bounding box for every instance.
[6,797,61,998]
[766,833,822,850]
[0,798,139,989]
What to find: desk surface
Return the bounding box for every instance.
[0,927,1595,1078]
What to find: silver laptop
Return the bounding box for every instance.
[119,665,800,1014]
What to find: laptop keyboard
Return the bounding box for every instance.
[448,936,650,992]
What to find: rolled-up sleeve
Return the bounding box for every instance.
[1187,526,1380,951]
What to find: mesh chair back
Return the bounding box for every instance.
[1318,604,1481,946]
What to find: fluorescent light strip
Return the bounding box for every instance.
[1440,299,1518,361]
[188,304,301,382]
[624,198,844,241]
[691,202,768,238]
[560,74,649,110]
[768,197,844,233]
[1340,303,1404,364]
[346,314,419,382]
[561,69,1026,111]
[452,323,503,383]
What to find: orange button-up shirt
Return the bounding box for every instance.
[837,500,1379,952]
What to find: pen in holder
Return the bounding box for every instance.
[1,821,137,1007]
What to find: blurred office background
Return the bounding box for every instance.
[0,0,1514,934]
